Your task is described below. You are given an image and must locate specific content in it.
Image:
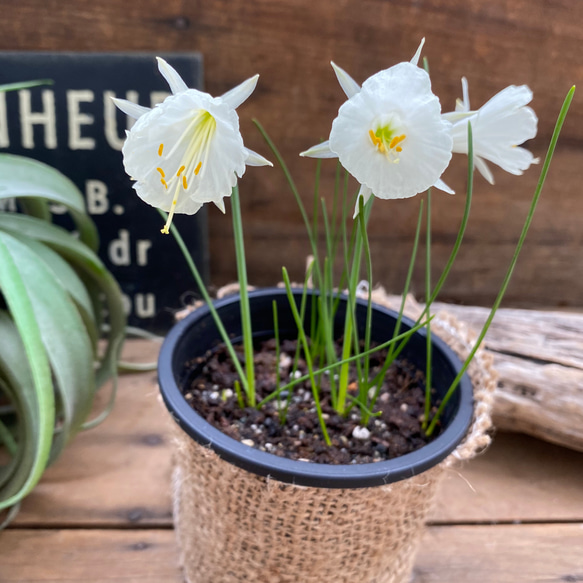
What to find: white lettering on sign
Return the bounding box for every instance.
[109,229,131,266]
[136,239,152,266]
[0,89,173,151]
[121,293,132,316]
[103,89,139,151]
[67,90,95,150]
[121,292,156,319]
[19,89,57,149]
[108,229,154,267]
[0,93,8,148]
[85,180,109,215]
[135,293,156,318]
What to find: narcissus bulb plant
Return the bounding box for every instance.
[114,45,573,444]
[114,57,271,234]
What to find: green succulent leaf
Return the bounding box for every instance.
[0,240,55,511]
[0,154,98,251]
[0,213,126,393]
[7,233,99,351]
[0,80,53,93]
[0,232,95,456]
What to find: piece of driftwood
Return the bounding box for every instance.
[427,302,583,452]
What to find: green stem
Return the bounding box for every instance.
[230,185,255,406]
[369,199,425,408]
[272,300,282,416]
[158,209,249,395]
[423,190,433,429]
[357,195,374,417]
[385,122,475,373]
[282,269,331,446]
[426,86,576,436]
[337,196,373,414]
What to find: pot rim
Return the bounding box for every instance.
[158,287,474,489]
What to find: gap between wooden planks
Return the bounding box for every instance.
[1,525,582,583]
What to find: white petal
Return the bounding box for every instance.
[214,198,226,213]
[221,75,259,109]
[410,38,425,67]
[454,77,470,112]
[353,185,373,218]
[442,111,476,123]
[474,156,495,185]
[111,97,151,120]
[331,62,361,99]
[245,147,273,167]
[300,140,338,159]
[156,57,189,95]
[433,178,455,195]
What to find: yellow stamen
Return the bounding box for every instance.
[177,165,186,177]
[158,144,164,156]
[396,146,402,153]
[194,161,202,175]
[182,175,188,189]
[157,167,165,178]
[161,178,168,189]
[389,134,406,150]
[161,188,180,234]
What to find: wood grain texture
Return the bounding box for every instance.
[10,341,583,528]
[0,0,582,307]
[413,524,583,583]
[1,525,582,582]
[0,529,181,582]
[432,302,583,451]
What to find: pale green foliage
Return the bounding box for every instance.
[0,150,126,522]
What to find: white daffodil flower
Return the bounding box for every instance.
[443,77,539,184]
[113,57,271,234]
[301,40,453,216]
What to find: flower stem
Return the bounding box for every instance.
[230,185,256,406]
[282,268,331,446]
[423,190,433,429]
[158,209,249,396]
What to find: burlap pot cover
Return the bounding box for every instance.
[167,288,496,583]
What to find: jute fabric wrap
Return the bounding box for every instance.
[171,287,496,583]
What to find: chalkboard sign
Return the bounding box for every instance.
[0,52,208,332]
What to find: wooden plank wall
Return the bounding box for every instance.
[1,0,581,307]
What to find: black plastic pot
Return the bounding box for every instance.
[158,287,474,489]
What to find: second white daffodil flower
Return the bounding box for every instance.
[113,58,271,234]
[301,44,453,215]
[443,77,539,184]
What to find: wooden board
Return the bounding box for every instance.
[0,530,181,582]
[10,340,583,527]
[414,524,583,582]
[0,0,582,308]
[1,524,582,582]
